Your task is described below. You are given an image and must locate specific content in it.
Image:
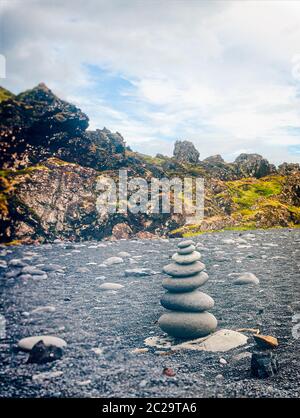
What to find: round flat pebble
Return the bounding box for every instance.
[8,259,27,267]
[21,266,46,275]
[161,290,214,312]
[178,245,196,255]
[19,274,32,280]
[158,311,217,339]
[99,283,124,290]
[163,261,205,277]
[104,257,124,266]
[118,252,131,258]
[172,251,201,265]
[18,336,67,351]
[162,271,209,292]
[233,272,259,285]
[177,240,196,249]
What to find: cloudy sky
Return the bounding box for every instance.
[1,0,300,164]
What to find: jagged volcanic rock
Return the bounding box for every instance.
[0,83,125,170]
[0,84,299,243]
[0,157,181,243]
[280,172,300,206]
[203,154,225,164]
[173,140,200,164]
[234,153,276,179]
[278,162,300,176]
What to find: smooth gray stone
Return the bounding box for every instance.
[18,336,67,351]
[76,267,91,273]
[233,272,259,285]
[178,245,195,255]
[162,271,209,292]
[19,274,33,280]
[158,311,217,339]
[32,274,48,280]
[104,257,124,266]
[21,266,46,276]
[163,261,205,277]
[30,306,56,314]
[177,240,195,249]
[124,268,155,277]
[99,283,124,291]
[161,290,214,312]
[172,251,201,265]
[5,269,22,278]
[8,259,27,268]
[42,264,64,272]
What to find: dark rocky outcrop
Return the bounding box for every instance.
[0,157,184,243]
[156,153,167,159]
[0,83,299,243]
[280,172,300,207]
[278,162,300,176]
[203,154,225,164]
[0,83,125,171]
[234,153,276,179]
[84,128,126,169]
[199,160,237,181]
[173,140,200,164]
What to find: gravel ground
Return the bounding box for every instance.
[0,228,299,398]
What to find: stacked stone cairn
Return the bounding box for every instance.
[158,240,217,339]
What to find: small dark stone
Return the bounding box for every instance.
[258,308,264,315]
[27,340,63,364]
[251,351,279,378]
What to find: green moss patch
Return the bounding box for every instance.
[0,86,15,103]
[169,174,299,237]
[227,176,283,209]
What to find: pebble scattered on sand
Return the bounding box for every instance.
[124,268,156,277]
[18,335,67,351]
[8,259,27,267]
[118,252,131,258]
[22,266,47,276]
[91,347,104,355]
[233,272,259,285]
[32,371,63,382]
[104,257,124,266]
[99,283,124,291]
[30,306,56,314]
[76,267,91,273]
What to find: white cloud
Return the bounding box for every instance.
[1,0,300,164]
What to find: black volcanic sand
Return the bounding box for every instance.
[0,229,299,398]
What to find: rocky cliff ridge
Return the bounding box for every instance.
[0,84,299,243]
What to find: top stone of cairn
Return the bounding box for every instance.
[177,240,195,249]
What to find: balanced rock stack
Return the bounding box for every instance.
[158,240,217,339]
